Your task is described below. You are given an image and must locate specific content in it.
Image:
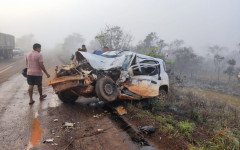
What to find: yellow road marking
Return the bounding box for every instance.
[0,59,24,74]
[0,61,16,70]
[0,65,13,74]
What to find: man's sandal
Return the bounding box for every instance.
[29,101,35,105]
[40,94,47,100]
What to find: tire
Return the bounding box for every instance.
[95,77,118,102]
[58,90,78,103]
[158,89,167,101]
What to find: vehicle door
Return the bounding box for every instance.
[125,55,161,98]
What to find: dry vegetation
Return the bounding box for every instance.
[124,85,240,149]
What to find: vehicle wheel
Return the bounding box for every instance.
[95,77,118,102]
[158,89,167,101]
[58,90,78,103]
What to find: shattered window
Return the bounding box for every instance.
[132,60,159,76]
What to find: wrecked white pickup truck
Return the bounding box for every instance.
[48,50,169,103]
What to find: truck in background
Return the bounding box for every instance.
[0,33,15,59]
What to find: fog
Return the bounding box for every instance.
[0,0,240,54]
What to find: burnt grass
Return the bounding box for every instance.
[182,76,240,97]
[115,85,240,149]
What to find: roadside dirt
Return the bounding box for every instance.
[122,106,189,150]
[33,102,138,150]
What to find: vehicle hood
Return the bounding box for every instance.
[79,52,127,70]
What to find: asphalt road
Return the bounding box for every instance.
[0,53,139,150]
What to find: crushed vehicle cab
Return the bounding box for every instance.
[48,50,169,103]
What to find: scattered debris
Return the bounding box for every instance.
[89,102,97,107]
[51,143,58,146]
[115,106,127,115]
[97,129,103,132]
[98,101,105,106]
[93,114,101,118]
[85,129,89,132]
[55,136,60,138]
[43,138,54,143]
[53,119,58,122]
[63,122,74,128]
[104,110,108,113]
[81,127,112,138]
[51,129,55,135]
[139,126,156,134]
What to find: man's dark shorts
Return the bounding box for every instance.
[27,75,42,86]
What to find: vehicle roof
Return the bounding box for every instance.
[79,50,164,70]
[102,50,164,63]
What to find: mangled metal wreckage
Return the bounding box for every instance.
[48,51,169,103]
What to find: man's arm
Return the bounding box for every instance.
[39,62,50,78]
[26,57,28,67]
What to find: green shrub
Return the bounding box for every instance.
[127,103,134,112]
[190,109,203,124]
[135,113,144,119]
[178,121,195,138]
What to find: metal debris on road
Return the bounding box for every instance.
[93,114,101,118]
[89,102,97,107]
[139,126,156,134]
[98,101,104,106]
[115,106,127,115]
[53,119,58,122]
[43,138,54,143]
[97,129,103,132]
[63,122,74,128]
[51,129,55,135]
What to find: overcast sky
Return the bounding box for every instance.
[0,0,240,54]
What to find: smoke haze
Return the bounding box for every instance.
[0,0,240,54]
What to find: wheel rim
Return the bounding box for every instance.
[104,83,113,95]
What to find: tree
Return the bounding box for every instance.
[165,39,185,60]
[88,39,102,53]
[56,33,85,63]
[173,47,202,77]
[168,40,185,53]
[209,45,226,82]
[209,45,226,55]
[135,32,167,58]
[62,33,85,54]
[237,43,240,53]
[214,54,224,82]
[95,25,133,50]
[224,59,236,82]
[145,47,163,58]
